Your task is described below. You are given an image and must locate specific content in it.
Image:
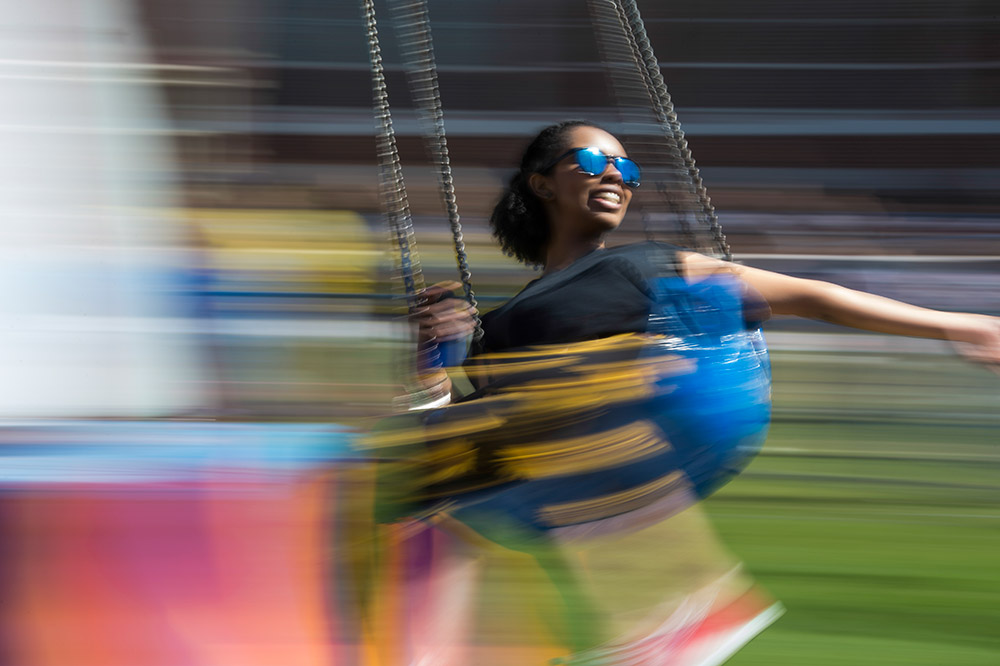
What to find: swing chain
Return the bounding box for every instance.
[595,0,732,261]
[617,0,732,261]
[366,0,461,409]
[390,0,482,340]
[591,0,698,251]
[362,0,426,311]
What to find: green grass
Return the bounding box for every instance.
[710,351,1000,665]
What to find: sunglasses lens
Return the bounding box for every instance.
[574,148,606,176]
[615,158,641,188]
[573,148,641,188]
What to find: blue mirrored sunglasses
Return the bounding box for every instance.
[542,146,641,188]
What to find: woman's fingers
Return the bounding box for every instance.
[417,281,467,308]
[413,297,478,343]
[411,282,478,345]
[423,299,476,321]
[421,319,475,341]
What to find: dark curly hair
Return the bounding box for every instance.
[490,120,610,266]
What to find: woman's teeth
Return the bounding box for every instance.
[593,192,620,204]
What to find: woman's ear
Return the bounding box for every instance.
[528,173,554,200]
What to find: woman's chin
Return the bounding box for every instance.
[562,207,625,237]
[592,212,624,232]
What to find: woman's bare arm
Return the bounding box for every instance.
[680,251,1000,371]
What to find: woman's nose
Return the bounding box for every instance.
[601,161,625,183]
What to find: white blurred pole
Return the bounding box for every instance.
[0,0,204,417]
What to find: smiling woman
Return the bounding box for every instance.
[374,121,783,663]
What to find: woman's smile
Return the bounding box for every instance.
[589,187,624,211]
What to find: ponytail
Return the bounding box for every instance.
[490,171,548,266]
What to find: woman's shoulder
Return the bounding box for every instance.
[605,239,683,256]
[488,242,682,311]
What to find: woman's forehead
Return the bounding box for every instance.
[565,126,627,156]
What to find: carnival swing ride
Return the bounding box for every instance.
[355,0,778,663]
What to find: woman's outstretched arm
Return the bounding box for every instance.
[680,252,1000,372]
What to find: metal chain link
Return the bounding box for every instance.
[590,0,698,250]
[389,0,482,340]
[361,0,425,312]
[590,0,732,261]
[365,0,456,408]
[616,0,732,260]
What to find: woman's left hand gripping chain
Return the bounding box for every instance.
[408,282,478,404]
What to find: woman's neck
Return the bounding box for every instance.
[543,236,605,274]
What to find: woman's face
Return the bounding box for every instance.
[534,125,634,238]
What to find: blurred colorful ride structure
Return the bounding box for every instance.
[0,4,375,666]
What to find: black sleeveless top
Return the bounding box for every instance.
[474,242,683,354]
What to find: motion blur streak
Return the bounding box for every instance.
[0,1,203,418]
[1,1,998,666]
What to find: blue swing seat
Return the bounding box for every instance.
[366,275,772,542]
